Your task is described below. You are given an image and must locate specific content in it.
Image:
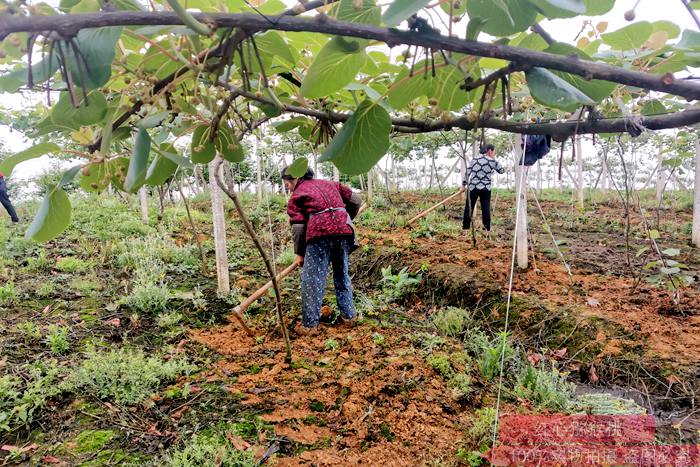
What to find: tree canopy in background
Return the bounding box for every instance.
[0,0,699,240]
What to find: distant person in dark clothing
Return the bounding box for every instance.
[282,166,362,334]
[460,144,504,235]
[0,171,19,223]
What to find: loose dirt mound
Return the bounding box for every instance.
[361,228,700,369]
[191,323,469,465]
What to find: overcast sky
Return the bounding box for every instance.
[0,0,697,184]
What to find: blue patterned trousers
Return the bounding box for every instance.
[301,237,356,328]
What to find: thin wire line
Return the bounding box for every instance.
[489,163,528,464]
[529,186,574,283]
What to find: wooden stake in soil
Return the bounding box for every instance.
[209,158,230,293]
[405,191,461,226]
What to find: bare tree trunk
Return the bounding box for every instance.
[576,136,584,209]
[138,186,149,224]
[224,160,235,192]
[656,146,665,204]
[367,168,374,203]
[428,154,435,189]
[514,136,528,269]
[692,138,700,247]
[537,160,543,196]
[209,157,230,293]
[195,165,206,193]
[601,155,609,194]
[672,172,690,191]
[255,138,262,203]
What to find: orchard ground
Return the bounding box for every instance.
[0,187,698,465]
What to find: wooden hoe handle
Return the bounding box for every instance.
[405,191,462,226]
[230,262,300,336]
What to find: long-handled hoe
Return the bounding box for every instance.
[229,262,300,337]
[405,191,462,226]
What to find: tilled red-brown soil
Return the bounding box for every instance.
[366,228,700,368]
[191,323,473,465]
[191,195,699,463]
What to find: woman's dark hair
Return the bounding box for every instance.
[479,144,495,155]
[280,166,315,181]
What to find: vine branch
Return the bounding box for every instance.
[212,157,293,364]
[681,0,700,30]
[3,12,700,100]
[219,82,700,138]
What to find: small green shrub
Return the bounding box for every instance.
[70,276,101,295]
[411,332,446,353]
[164,432,256,467]
[276,247,296,267]
[324,339,339,351]
[643,246,695,296]
[448,373,473,401]
[467,407,497,452]
[125,281,171,314]
[26,250,51,271]
[0,365,63,433]
[456,449,486,467]
[513,366,574,412]
[477,332,516,382]
[411,213,461,239]
[353,291,377,319]
[113,235,198,273]
[15,321,41,342]
[427,352,452,377]
[122,259,171,314]
[569,393,646,415]
[372,332,386,346]
[380,266,421,301]
[432,307,472,336]
[0,282,18,306]
[70,348,196,405]
[55,257,91,273]
[157,312,184,328]
[36,282,55,298]
[45,325,70,355]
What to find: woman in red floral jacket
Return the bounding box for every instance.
[281,166,362,334]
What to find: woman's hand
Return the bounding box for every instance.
[295,254,305,266]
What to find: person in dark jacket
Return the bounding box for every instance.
[460,144,504,236]
[282,166,362,334]
[0,171,19,223]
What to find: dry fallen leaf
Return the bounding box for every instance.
[527,352,543,366]
[1,443,38,453]
[225,433,251,451]
[666,375,681,385]
[589,365,599,384]
[550,348,568,360]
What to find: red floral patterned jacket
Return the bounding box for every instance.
[287,179,360,255]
